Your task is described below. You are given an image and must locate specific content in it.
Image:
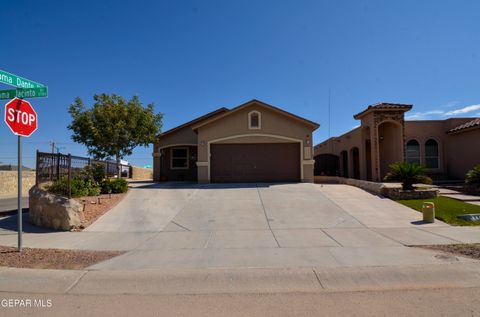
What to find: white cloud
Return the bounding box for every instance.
[405,110,445,120]
[445,104,480,116]
[406,103,480,120]
[352,124,360,129]
[441,101,460,108]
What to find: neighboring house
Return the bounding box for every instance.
[314,102,480,181]
[153,99,320,183]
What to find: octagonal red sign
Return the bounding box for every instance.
[4,97,38,137]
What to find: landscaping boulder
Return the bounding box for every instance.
[29,186,83,231]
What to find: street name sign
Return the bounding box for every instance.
[1,68,46,253]
[0,87,48,100]
[4,97,38,137]
[0,69,45,88]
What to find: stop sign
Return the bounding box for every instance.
[4,97,38,137]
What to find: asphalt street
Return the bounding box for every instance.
[0,196,28,214]
[2,287,479,317]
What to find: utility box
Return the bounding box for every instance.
[422,202,435,223]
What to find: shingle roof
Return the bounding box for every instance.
[158,107,228,137]
[191,99,320,131]
[448,118,480,134]
[353,102,412,119]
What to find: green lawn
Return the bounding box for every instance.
[396,196,480,226]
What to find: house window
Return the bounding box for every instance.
[171,147,189,169]
[406,139,420,164]
[248,111,261,129]
[425,139,439,169]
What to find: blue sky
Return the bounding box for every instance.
[1,0,479,168]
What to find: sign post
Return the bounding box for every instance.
[1,69,45,252]
[17,135,22,251]
[4,97,38,252]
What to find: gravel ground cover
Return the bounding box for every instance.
[0,246,124,269]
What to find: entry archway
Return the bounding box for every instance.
[378,121,403,180]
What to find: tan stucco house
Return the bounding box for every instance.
[314,102,480,181]
[153,99,320,183]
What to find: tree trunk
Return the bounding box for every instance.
[116,154,121,178]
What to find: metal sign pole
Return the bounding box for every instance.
[18,135,23,252]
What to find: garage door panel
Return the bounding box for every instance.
[211,143,300,182]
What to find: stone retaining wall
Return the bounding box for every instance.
[314,176,438,199]
[29,186,83,231]
[384,188,438,200]
[131,166,153,180]
[0,171,36,196]
[314,176,386,195]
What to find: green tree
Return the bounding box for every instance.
[384,162,432,190]
[68,94,162,173]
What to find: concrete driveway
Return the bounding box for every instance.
[1,182,480,269]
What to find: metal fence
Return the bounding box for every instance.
[35,151,130,198]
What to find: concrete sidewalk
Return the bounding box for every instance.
[1,262,480,295]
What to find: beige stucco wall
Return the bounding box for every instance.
[314,127,364,178]
[445,129,480,179]
[196,103,316,183]
[405,118,478,179]
[316,116,479,182]
[404,121,447,174]
[153,126,199,181]
[0,171,36,197]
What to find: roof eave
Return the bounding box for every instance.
[192,99,320,131]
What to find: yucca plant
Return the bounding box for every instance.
[384,162,432,190]
[466,164,480,185]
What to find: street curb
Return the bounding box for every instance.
[0,262,479,296]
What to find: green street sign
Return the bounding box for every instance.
[0,69,45,88]
[0,87,48,100]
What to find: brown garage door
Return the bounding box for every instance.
[210,143,300,182]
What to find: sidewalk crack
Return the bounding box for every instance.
[256,184,281,248]
[312,269,325,289]
[65,270,88,294]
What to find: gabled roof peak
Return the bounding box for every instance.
[191,99,320,131]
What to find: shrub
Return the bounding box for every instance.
[384,162,432,190]
[47,170,102,198]
[90,164,106,184]
[102,178,128,194]
[466,164,480,185]
[47,177,69,196]
[47,177,93,198]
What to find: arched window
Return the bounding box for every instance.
[248,111,261,129]
[406,140,420,164]
[425,139,439,169]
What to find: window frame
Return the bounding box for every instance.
[170,147,189,170]
[248,111,261,130]
[424,138,440,169]
[405,139,421,165]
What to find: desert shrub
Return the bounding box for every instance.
[102,178,128,194]
[384,162,432,190]
[47,177,69,196]
[466,164,480,185]
[90,164,106,183]
[47,177,92,198]
[47,166,102,198]
[70,178,90,197]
